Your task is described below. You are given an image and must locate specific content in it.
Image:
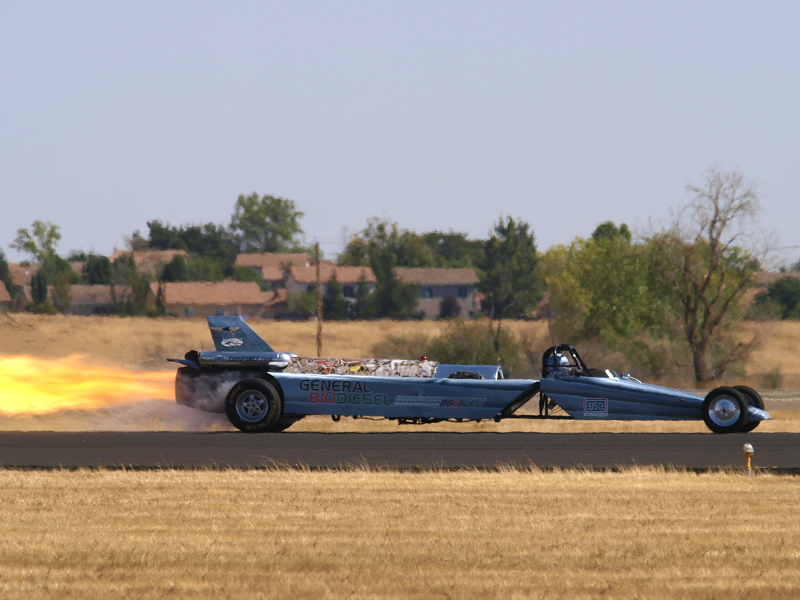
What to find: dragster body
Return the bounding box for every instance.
[169,317,769,433]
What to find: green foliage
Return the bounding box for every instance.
[284,291,317,319]
[111,254,140,286]
[421,231,485,269]
[372,320,532,378]
[759,276,800,319]
[438,295,461,319]
[479,216,543,320]
[230,193,305,253]
[232,265,262,283]
[83,254,113,285]
[145,220,239,277]
[161,255,189,282]
[30,269,48,305]
[351,275,374,319]
[66,250,88,261]
[591,221,631,243]
[109,254,151,315]
[340,218,421,319]
[791,259,800,272]
[544,229,675,347]
[339,218,435,269]
[0,251,15,304]
[11,220,61,261]
[322,275,347,320]
[51,271,72,313]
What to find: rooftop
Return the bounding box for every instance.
[394,267,479,286]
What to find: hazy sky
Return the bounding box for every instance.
[2,2,798,264]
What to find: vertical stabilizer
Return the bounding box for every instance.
[206,316,274,352]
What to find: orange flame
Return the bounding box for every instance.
[0,355,175,415]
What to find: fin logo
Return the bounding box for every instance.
[221,338,244,348]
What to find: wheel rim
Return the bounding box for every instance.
[235,390,269,422]
[708,396,741,427]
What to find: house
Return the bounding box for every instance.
[235,252,312,288]
[62,285,146,315]
[109,249,190,277]
[284,265,377,299]
[6,262,39,309]
[0,281,11,309]
[394,267,480,318]
[155,280,271,317]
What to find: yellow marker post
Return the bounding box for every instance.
[743,443,754,475]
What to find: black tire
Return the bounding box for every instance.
[735,385,765,433]
[702,387,749,434]
[225,378,283,433]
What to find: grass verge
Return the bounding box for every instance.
[1,467,798,599]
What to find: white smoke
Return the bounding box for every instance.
[0,400,236,432]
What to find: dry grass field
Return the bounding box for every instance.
[1,468,798,599]
[1,313,798,383]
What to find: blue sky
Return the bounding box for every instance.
[1,1,798,264]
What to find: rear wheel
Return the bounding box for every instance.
[225,378,283,433]
[735,385,765,433]
[702,387,749,433]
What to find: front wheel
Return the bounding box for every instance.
[225,378,283,433]
[702,387,749,433]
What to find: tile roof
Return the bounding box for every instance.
[7,262,40,287]
[290,265,376,285]
[158,281,269,305]
[236,252,312,271]
[394,268,479,286]
[0,281,11,303]
[109,249,189,276]
[68,285,135,305]
[756,272,800,286]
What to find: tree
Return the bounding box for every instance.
[479,216,543,321]
[161,255,189,282]
[759,276,800,319]
[230,193,305,253]
[30,269,49,307]
[438,295,461,319]
[0,251,15,305]
[479,216,544,367]
[10,220,61,261]
[421,231,485,269]
[646,168,763,383]
[83,254,113,285]
[51,270,72,313]
[351,275,374,319]
[322,274,347,320]
[339,218,427,318]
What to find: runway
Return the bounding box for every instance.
[0,431,798,470]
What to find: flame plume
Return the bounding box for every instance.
[0,355,175,415]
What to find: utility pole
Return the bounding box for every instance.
[315,241,322,357]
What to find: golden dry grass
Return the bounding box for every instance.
[0,468,798,599]
[2,313,798,379]
[0,313,548,368]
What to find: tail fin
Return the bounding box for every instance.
[207,316,274,352]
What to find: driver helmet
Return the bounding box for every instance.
[546,352,571,370]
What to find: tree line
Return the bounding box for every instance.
[3,168,798,383]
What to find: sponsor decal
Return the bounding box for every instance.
[221,338,244,348]
[300,379,371,393]
[439,398,486,408]
[300,379,391,405]
[392,396,486,408]
[584,398,608,416]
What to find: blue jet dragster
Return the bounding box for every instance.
[169,316,769,434]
